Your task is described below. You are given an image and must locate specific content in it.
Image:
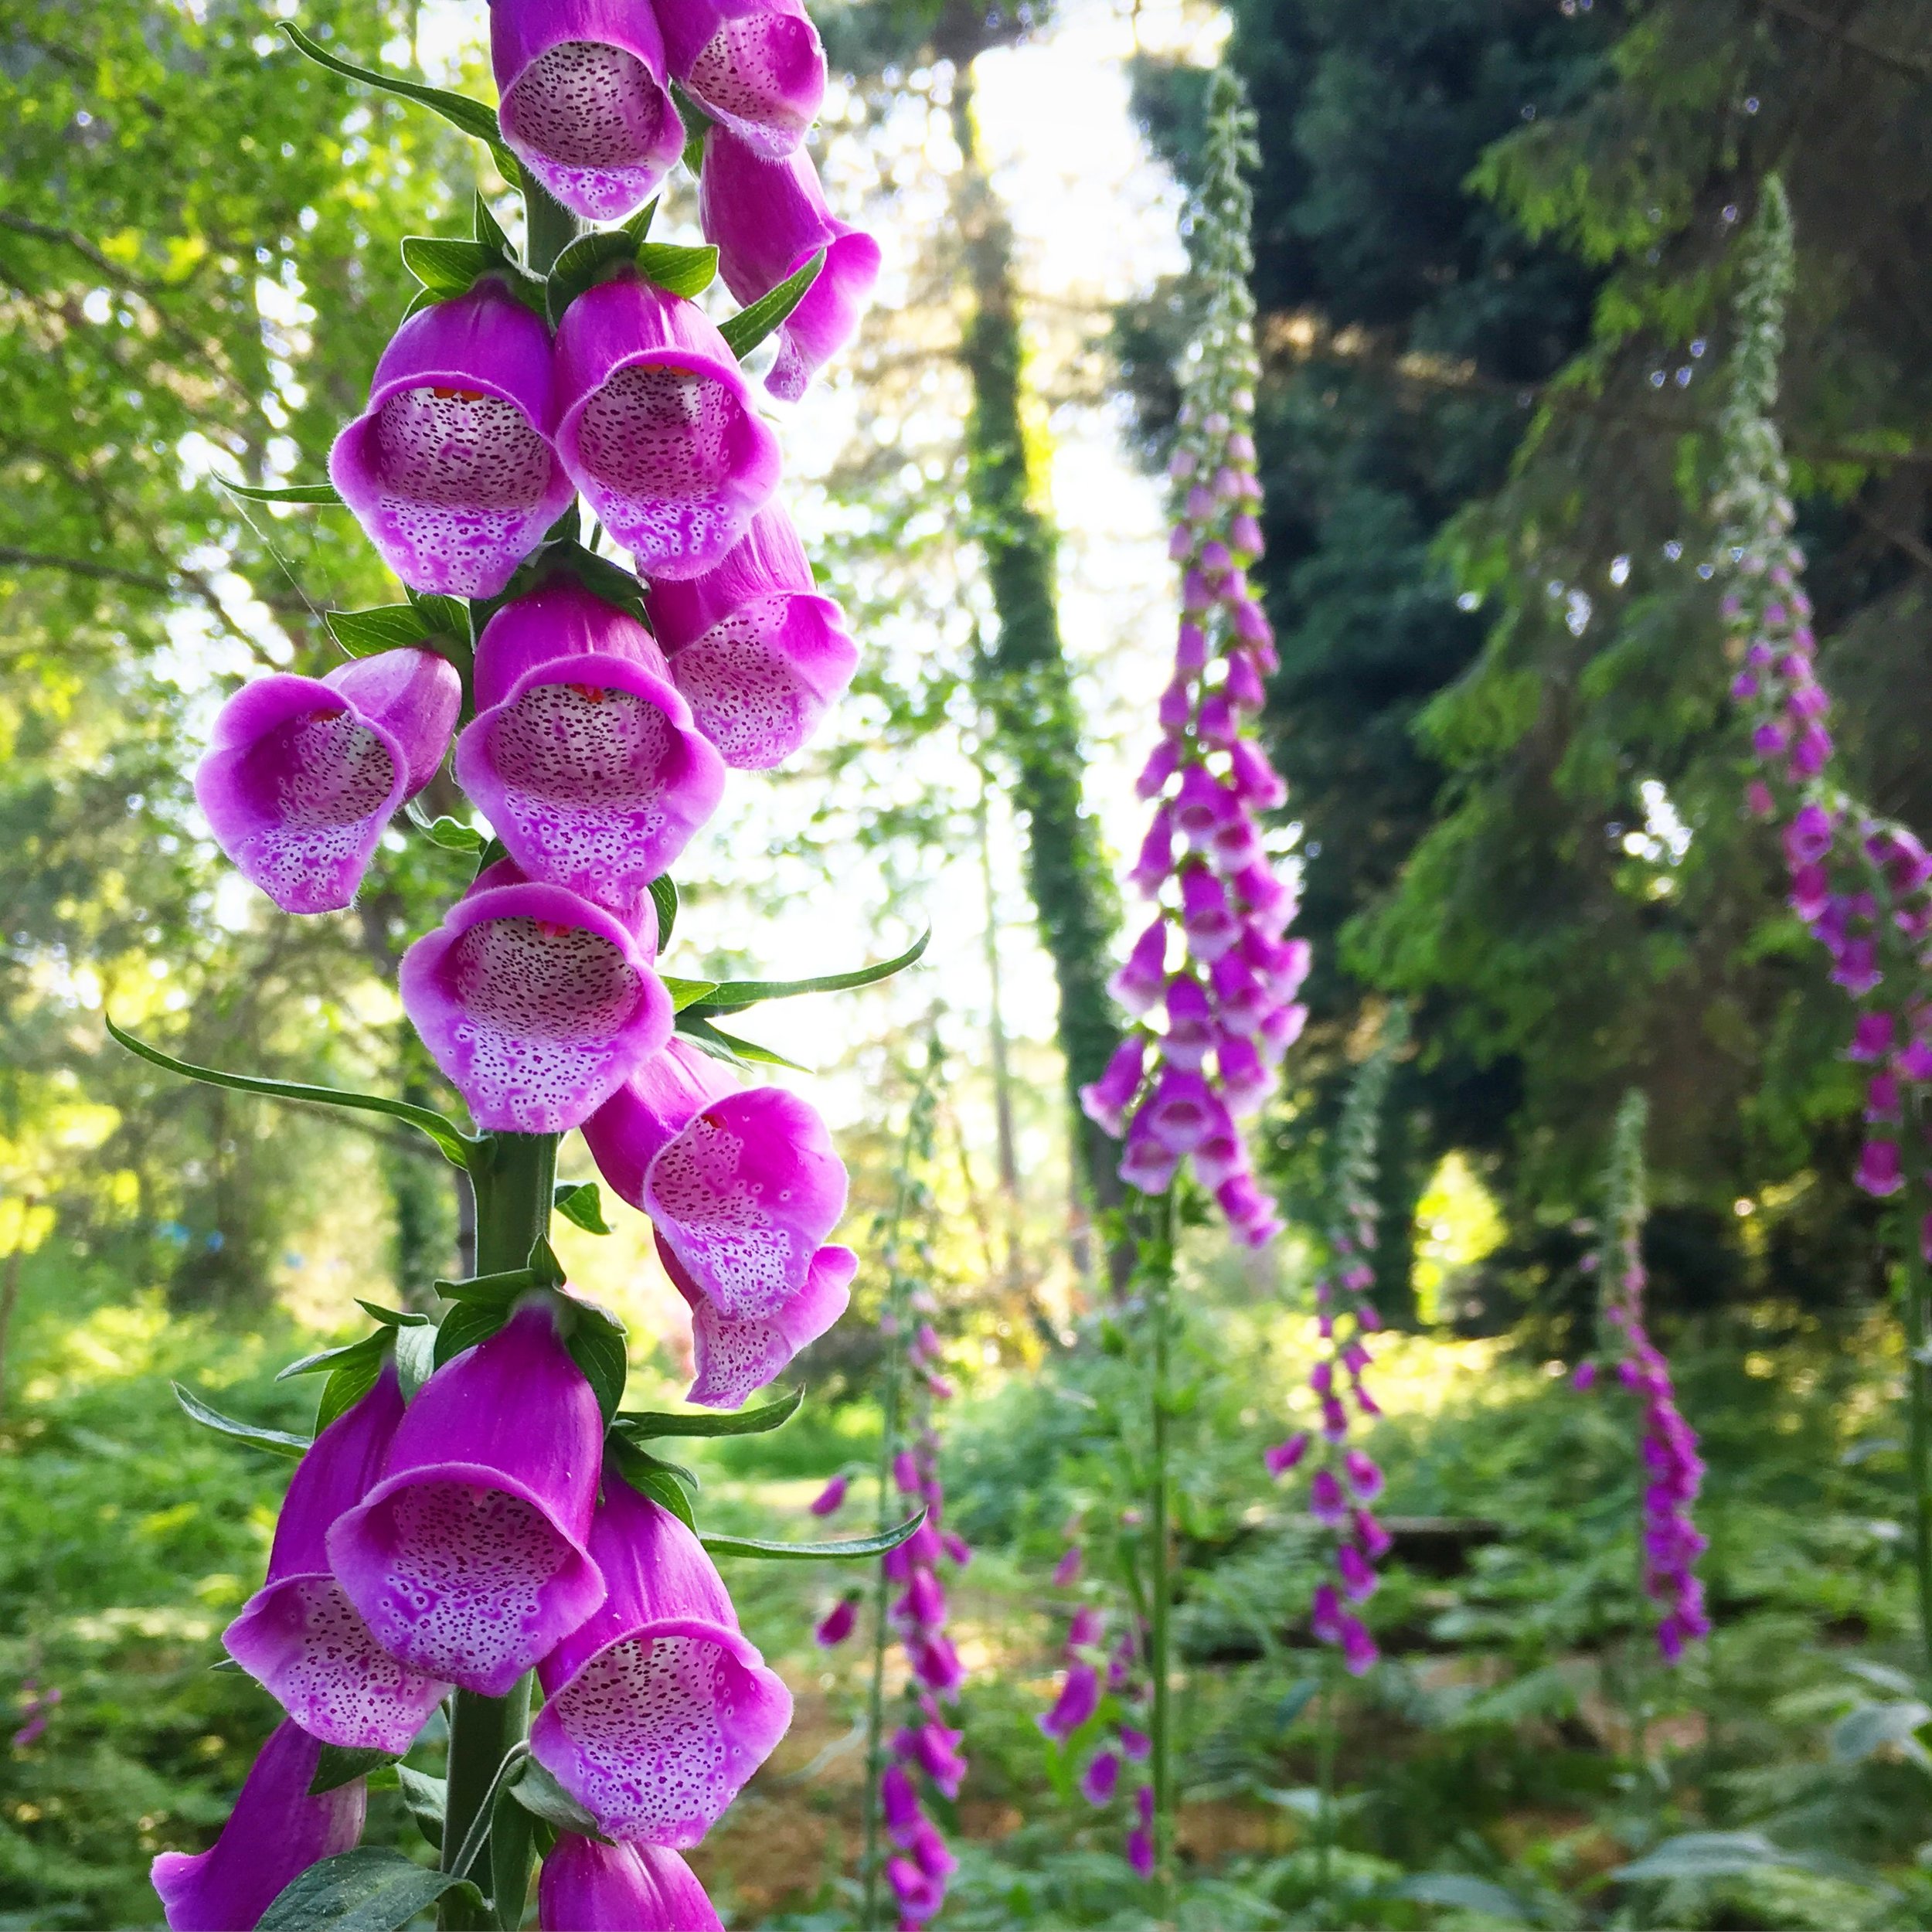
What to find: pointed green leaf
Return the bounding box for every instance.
[662,978,719,1011]
[433,1265,541,1305]
[674,1014,811,1072]
[277,1331,389,1382]
[393,1322,440,1402]
[216,477,342,505]
[563,1299,629,1427]
[473,192,512,254]
[702,1509,927,1563]
[257,1846,482,1932]
[355,1301,431,1328]
[401,234,499,299]
[318,1350,388,1431]
[434,1297,510,1369]
[406,808,488,855]
[614,1385,803,1440]
[648,875,679,949]
[172,1383,309,1458]
[718,251,824,361]
[686,929,930,1015]
[554,1182,613,1235]
[508,1757,611,1839]
[622,199,658,243]
[326,604,435,657]
[310,1745,400,1796]
[397,1767,446,1850]
[635,242,718,298]
[610,1437,699,1530]
[404,589,472,643]
[107,1014,472,1168]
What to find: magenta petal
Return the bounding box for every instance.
[150,1720,365,1932]
[400,872,672,1134]
[639,1086,848,1318]
[554,272,783,581]
[493,0,685,223]
[328,1304,607,1696]
[532,1475,793,1846]
[472,577,668,713]
[329,281,573,597]
[196,651,460,915]
[672,1239,856,1409]
[539,1835,724,1931]
[644,507,856,769]
[658,0,825,159]
[699,131,880,400]
[583,1041,736,1205]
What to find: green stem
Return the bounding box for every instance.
[523,175,578,276]
[439,1131,555,1931]
[1315,1647,1337,1902]
[1145,1186,1176,1914]
[1904,1170,1932,1685]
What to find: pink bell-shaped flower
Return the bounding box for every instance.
[539,1835,723,1932]
[699,129,881,400]
[554,271,783,581]
[329,280,573,597]
[456,580,726,918]
[196,649,461,915]
[657,0,825,159]
[492,0,685,223]
[531,1470,793,1845]
[643,505,858,768]
[400,860,672,1134]
[224,1364,451,1754]
[328,1303,607,1696]
[150,1720,366,1932]
[1077,1034,1146,1138]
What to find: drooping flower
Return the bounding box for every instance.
[553,270,783,580]
[329,1302,607,1695]
[457,577,727,919]
[537,1834,723,1932]
[329,279,573,597]
[196,649,461,916]
[224,1363,450,1754]
[655,0,826,160]
[643,505,858,768]
[699,128,882,401]
[150,1720,366,1932]
[663,1233,855,1408]
[400,859,673,1134]
[492,0,685,223]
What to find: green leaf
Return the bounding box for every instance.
[326,604,435,658]
[563,1299,629,1426]
[401,234,500,299]
[702,1509,927,1563]
[686,929,930,1015]
[1614,1831,1804,1882]
[215,477,342,505]
[281,24,513,173]
[172,1383,309,1458]
[406,807,488,855]
[107,1014,473,1168]
[355,1301,431,1328]
[434,1297,510,1369]
[1389,1874,1528,1920]
[554,1182,613,1235]
[257,1846,483,1932]
[491,1781,536,1931]
[277,1332,389,1382]
[473,192,512,254]
[614,1385,802,1440]
[662,977,719,1011]
[508,1757,611,1839]
[635,242,718,298]
[675,1014,810,1072]
[1831,1699,1932,1767]
[318,1351,387,1431]
[393,1323,440,1402]
[623,199,658,243]
[310,1746,400,1796]
[546,227,649,328]
[405,590,473,643]
[649,875,679,949]
[397,1767,446,1850]
[718,251,824,361]
[610,1437,699,1531]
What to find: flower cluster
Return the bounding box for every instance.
[1573,1093,1709,1662]
[1264,1012,1403,1675]
[1714,181,1932,1219]
[1078,70,1306,1246]
[162,3,878,1922]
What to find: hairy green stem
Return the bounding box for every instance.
[1145,1188,1177,1913]
[439,1131,555,1930]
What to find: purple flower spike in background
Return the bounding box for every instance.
[223,1363,450,1754]
[150,1720,364,1932]
[329,279,573,597]
[645,505,859,768]
[400,861,672,1134]
[700,128,883,400]
[457,579,727,919]
[328,1303,607,1696]
[538,1835,723,1932]
[534,1470,793,1845]
[1039,1660,1100,1741]
[657,0,826,159]
[196,648,461,916]
[492,0,685,223]
[554,271,783,580]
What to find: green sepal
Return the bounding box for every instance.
[215,477,342,506]
[662,978,719,1011]
[702,1509,928,1563]
[494,539,647,627]
[684,929,930,1017]
[508,1757,612,1841]
[172,1383,310,1458]
[546,226,651,328]
[280,23,516,179]
[648,875,679,948]
[473,191,512,255]
[326,604,437,657]
[397,1767,446,1849]
[474,837,510,879]
[393,1322,440,1401]
[107,1014,473,1168]
[432,1297,505,1369]
[623,201,658,243]
[554,1182,613,1235]
[674,1013,810,1073]
[277,1331,390,1382]
[636,242,718,298]
[613,1385,802,1440]
[718,251,824,361]
[309,1745,400,1796]
[560,1297,629,1426]
[257,1846,483,1932]
[358,1301,440,1330]
[318,1351,388,1431]
[608,1434,699,1530]
[405,589,473,644]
